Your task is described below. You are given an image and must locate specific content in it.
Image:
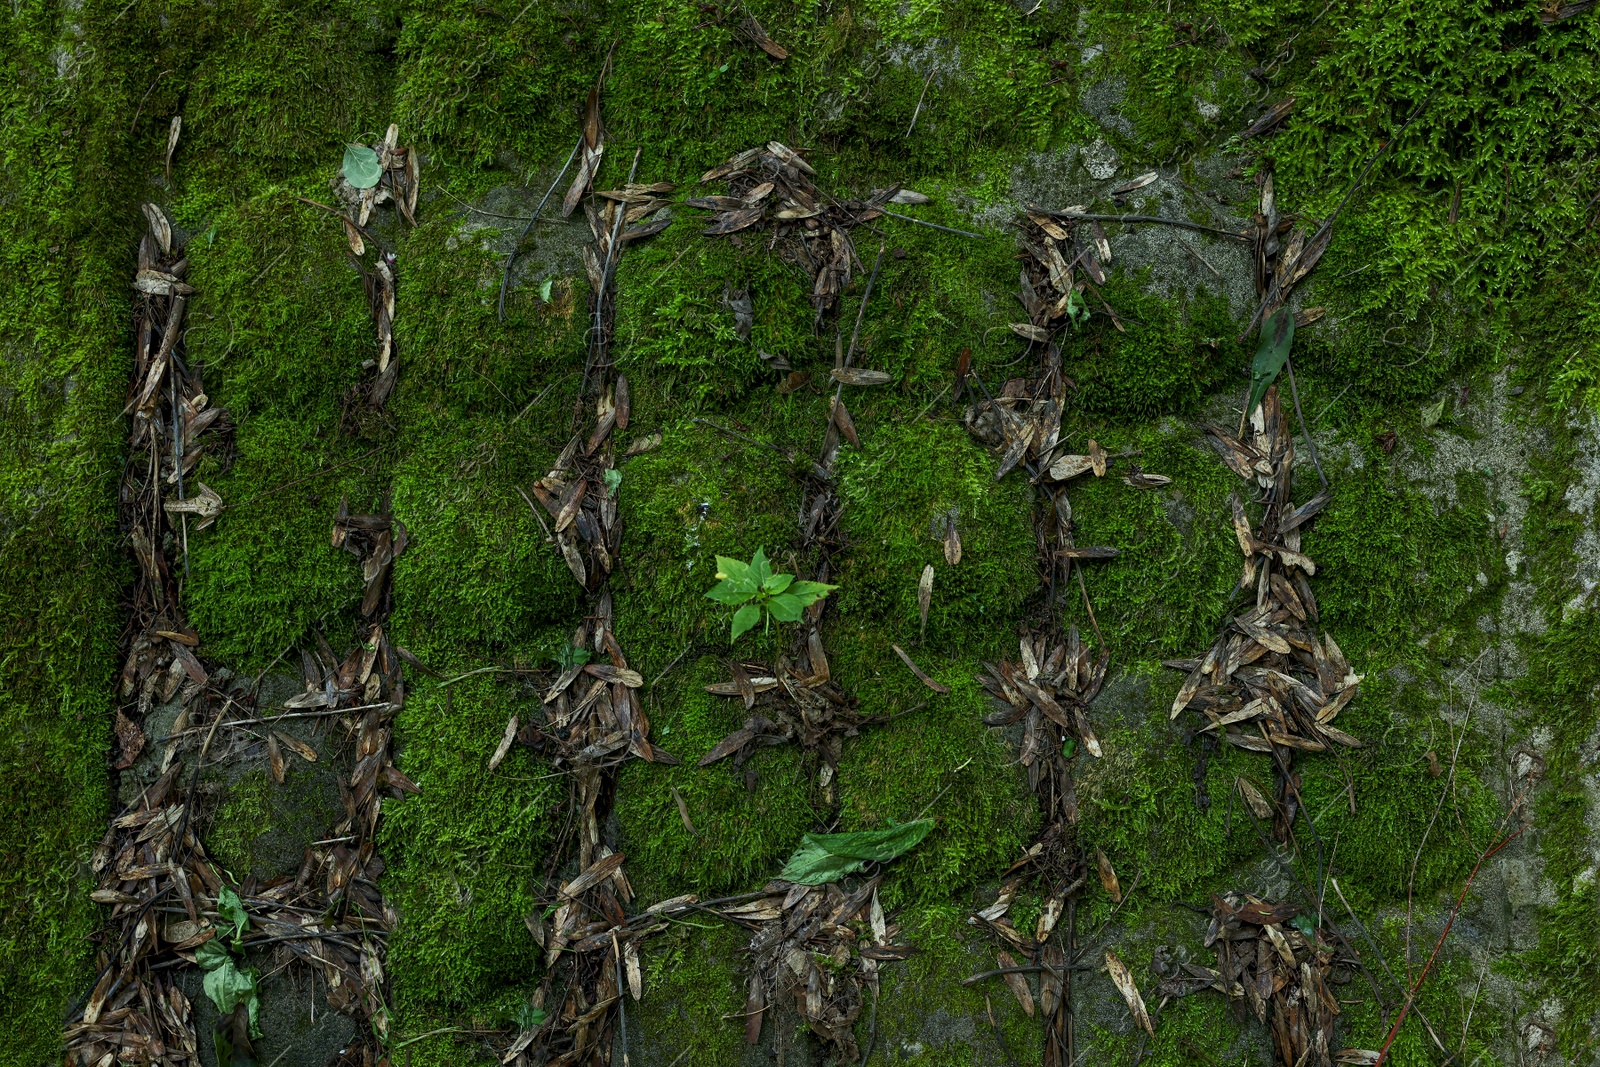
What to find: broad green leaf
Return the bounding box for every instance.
[1062,737,1077,758]
[1420,396,1446,429]
[217,886,249,946]
[195,938,231,970]
[788,580,838,600]
[705,579,753,606]
[603,468,623,496]
[730,603,762,642]
[762,572,793,595]
[778,820,935,885]
[1246,307,1295,418]
[539,277,554,302]
[342,144,382,189]
[202,956,257,1017]
[750,547,773,584]
[714,555,754,589]
[1290,913,1316,937]
[557,643,591,670]
[766,593,803,622]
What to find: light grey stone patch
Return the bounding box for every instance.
[1081,77,1133,139]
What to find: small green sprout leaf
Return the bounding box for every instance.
[217,886,250,947]
[1246,307,1295,417]
[539,277,555,302]
[705,550,836,642]
[766,593,804,622]
[603,468,623,496]
[342,144,383,189]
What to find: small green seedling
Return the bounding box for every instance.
[705,548,836,642]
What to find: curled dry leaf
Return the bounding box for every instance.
[267,731,286,783]
[488,711,519,771]
[830,367,892,386]
[1095,847,1122,902]
[997,950,1035,1017]
[165,115,182,177]
[1087,439,1107,477]
[943,519,961,565]
[893,644,950,694]
[277,733,318,764]
[1110,171,1158,195]
[1106,950,1155,1036]
[1236,776,1273,820]
[1011,323,1051,343]
[671,785,697,835]
[918,564,934,636]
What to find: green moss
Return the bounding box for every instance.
[835,418,1038,640]
[179,189,386,665]
[380,677,562,1015]
[616,656,817,899]
[1064,277,1246,420]
[207,768,345,883]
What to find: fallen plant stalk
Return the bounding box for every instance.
[1372,821,1525,1066]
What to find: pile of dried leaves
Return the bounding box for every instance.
[1157,893,1361,1067]
[699,655,876,803]
[493,91,682,1067]
[721,874,914,1060]
[1166,387,1361,783]
[690,142,923,322]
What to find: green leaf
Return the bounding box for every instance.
[705,579,753,606]
[766,593,804,622]
[1290,913,1316,938]
[217,886,249,946]
[1420,396,1446,429]
[203,956,258,1017]
[1246,307,1295,418]
[750,547,773,584]
[539,277,554,303]
[730,603,762,642]
[1065,287,1090,329]
[714,555,754,587]
[778,820,935,885]
[788,580,838,600]
[603,468,623,496]
[762,572,793,595]
[557,643,591,670]
[341,144,383,189]
[1062,737,1077,759]
[195,937,231,971]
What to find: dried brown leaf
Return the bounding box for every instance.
[918,564,934,636]
[830,367,892,386]
[489,711,518,771]
[893,644,950,693]
[267,732,286,783]
[1105,950,1154,1036]
[997,950,1035,1016]
[1095,847,1122,902]
[943,520,962,565]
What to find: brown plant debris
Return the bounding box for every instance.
[1157,893,1346,1067]
[689,142,923,323]
[716,876,914,1060]
[497,125,677,1067]
[1167,386,1360,783]
[331,123,420,409]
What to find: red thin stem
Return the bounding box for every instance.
[1372,823,1524,1065]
